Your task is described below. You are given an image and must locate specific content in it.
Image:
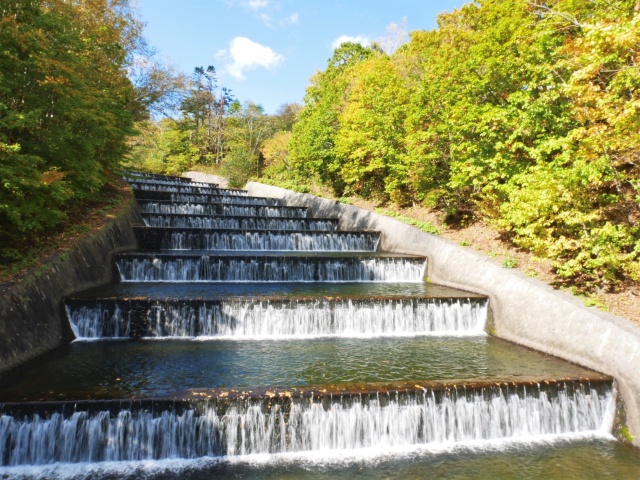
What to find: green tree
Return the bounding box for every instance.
[261,131,292,172]
[0,0,139,251]
[288,0,640,287]
[225,101,274,178]
[289,42,378,195]
[334,53,409,202]
[179,66,233,165]
[499,0,640,286]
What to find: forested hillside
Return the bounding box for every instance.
[273,0,639,291]
[0,0,139,256]
[0,0,184,265]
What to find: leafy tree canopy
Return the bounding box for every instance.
[0,0,143,252]
[280,0,640,289]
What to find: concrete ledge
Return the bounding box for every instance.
[0,198,143,377]
[246,181,640,446]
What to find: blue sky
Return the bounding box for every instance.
[137,0,468,114]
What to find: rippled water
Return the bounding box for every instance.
[0,337,601,401]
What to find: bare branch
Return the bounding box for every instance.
[527,1,584,29]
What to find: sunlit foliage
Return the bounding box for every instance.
[284,0,640,289]
[0,0,140,251]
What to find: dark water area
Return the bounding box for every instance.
[0,336,602,401]
[70,281,483,301]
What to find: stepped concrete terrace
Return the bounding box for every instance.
[140,213,339,230]
[0,173,636,478]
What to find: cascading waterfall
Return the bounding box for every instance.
[67,304,131,338]
[114,255,427,282]
[0,382,614,466]
[125,172,209,185]
[161,231,380,252]
[139,202,213,215]
[131,183,247,196]
[4,173,624,475]
[221,205,308,217]
[66,298,488,339]
[138,202,308,217]
[169,194,277,205]
[143,215,337,231]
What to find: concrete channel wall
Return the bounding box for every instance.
[246,181,640,446]
[0,198,143,377]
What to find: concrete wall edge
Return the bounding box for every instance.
[0,197,143,377]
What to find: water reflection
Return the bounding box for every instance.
[0,337,601,401]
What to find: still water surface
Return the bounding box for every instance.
[0,336,602,401]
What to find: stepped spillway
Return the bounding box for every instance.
[65,296,488,338]
[126,178,220,188]
[138,199,309,217]
[0,172,633,478]
[114,252,427,282]
[134,190,279,205]
[134,226,380,251]
[130,181,248,196]
[142,214,338,230]
[0,380,614,466]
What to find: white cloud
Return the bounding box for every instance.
[230,0,298,28]
[258,12,273,27]
[216,37,285,81]
[331,35,371,50]
[247,0,269,11]
[277,12,299,27]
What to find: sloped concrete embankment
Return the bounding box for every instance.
[0,199,143,377]
[246,181,640,447]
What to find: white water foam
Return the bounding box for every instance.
[115,257,426,283]
[162,231,380,252]
[67,298,487,339]
[0,432,616,480]
[0,384,614,467]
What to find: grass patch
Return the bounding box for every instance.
[566,287,610,311]
[620,425,636,443]
[502,257,518,269]
[257,177,311,194]
[374,208,440,235]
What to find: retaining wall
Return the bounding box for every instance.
[246,181,640,446]
[0,198,143,377]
